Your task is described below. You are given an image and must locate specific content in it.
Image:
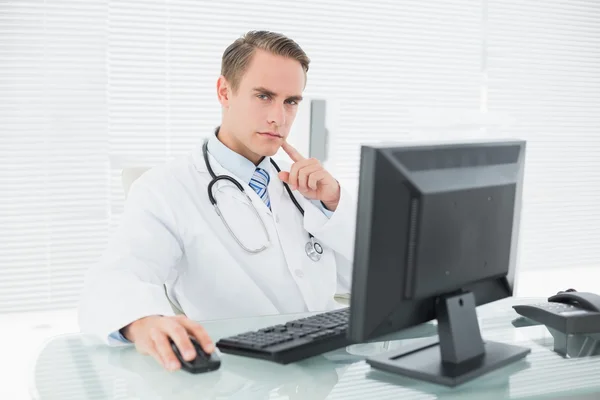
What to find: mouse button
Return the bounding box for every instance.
[189,338,208,356]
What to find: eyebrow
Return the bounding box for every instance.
[253,87,303,103]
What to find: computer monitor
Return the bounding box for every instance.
[347,139,530,387]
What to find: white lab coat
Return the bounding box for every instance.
[78,143,357,345]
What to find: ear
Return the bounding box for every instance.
[216,75,231,108]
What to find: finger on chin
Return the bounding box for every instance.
[282,141,305,162]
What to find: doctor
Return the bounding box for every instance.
[78,30,356,372]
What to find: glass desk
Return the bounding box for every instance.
[29,297,600,399]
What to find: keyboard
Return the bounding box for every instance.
[216,308,352,364]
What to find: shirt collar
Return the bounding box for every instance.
[206,127,273,184]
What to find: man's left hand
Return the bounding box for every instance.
[278,141,341,211]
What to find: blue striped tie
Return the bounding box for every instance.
[249,167,271,209]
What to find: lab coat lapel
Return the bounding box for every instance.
[266,161,284,207]
[268,168,324,312]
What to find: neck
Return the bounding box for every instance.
[216,124,263,166]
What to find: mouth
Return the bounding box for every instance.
[258,132,283,139]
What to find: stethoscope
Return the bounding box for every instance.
[202,140,324,262]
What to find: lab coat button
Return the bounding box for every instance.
[295,270,304,278]
[275,215,280,223]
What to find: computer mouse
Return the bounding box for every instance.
[169,336,221,374]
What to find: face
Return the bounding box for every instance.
[217,49,305,163]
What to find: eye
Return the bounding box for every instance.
[286,99,298,106]
[257,94,270,101]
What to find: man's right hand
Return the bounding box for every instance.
[121,315,214,371]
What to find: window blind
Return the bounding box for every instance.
[0,1,108,313]
[487,0,600,271]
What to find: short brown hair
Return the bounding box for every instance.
[221,30,310,92]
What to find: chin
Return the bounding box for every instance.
[252,137,281,156]
[259,145,279,157]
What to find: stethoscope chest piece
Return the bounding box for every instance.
[305,237,323,262]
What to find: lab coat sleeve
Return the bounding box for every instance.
[78,171,182,346]
[309,199,334,218]
[302,184,357,294]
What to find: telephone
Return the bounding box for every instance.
[513,289,600,335]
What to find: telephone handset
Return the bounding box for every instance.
[548,290,600,312]
[513,289,600,334]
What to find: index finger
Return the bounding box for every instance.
[282,141,305,162]
[179,316,215,353]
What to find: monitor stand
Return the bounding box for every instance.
[366,291,531,387]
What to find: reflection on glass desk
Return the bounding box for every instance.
[30,297,600,400]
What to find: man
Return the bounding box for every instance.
[78,30,355,372]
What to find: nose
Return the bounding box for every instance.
[267,102,286,127]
